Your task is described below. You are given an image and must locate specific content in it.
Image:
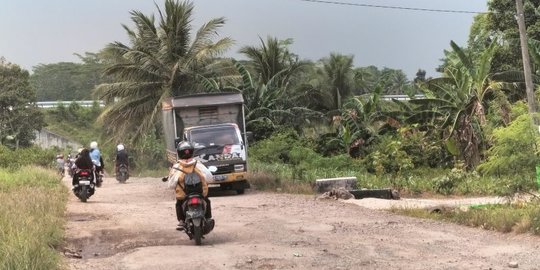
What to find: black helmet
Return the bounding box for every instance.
[177,141,194,159]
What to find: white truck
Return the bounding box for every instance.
[161,92,251,194]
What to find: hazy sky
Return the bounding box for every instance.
[0,0,488,79]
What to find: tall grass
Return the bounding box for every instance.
[392,203,540,235]
[0,167,67,270]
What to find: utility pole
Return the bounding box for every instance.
[516,0,538,123]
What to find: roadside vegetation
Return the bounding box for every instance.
[0,145,56,169]
[391,201,540,235]
[247,128,537,197]
[0,147,67,270]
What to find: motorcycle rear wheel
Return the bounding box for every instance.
[119,173,127,183]
[79,186,88,203]
[194,225,202,245]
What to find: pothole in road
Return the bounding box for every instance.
[284,223,335,233]
[67,213,106,222]
[235,257,297,270]
[65,228,182,259]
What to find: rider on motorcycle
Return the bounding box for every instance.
[167,141,213,230]
[115,143,129,177]
[89,141,104,186]
[72,148,94,189]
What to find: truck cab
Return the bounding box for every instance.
[162,92,250,194]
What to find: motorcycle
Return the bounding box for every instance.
[116,164,129,183]
[162,165,217,245]
[95,172,103,187]
[73,169,95,202]
[180,193,215,245]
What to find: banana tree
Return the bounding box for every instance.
[407,40,519,169]
[331,85,387,157]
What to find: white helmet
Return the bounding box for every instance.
[117,144,125,151]
[90,141,98,149]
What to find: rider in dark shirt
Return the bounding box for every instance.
[115,144,129,175]
[72,148,94,187]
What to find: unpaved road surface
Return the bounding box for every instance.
[63,176,540,270]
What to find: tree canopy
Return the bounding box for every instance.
[95,0,233,142]
[0,58,44,148]
[30,52,106,101]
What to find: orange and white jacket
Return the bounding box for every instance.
[167,159,211,200]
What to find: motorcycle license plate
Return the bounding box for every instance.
[186,210,204,218]
[79,180,91,185]
[213,175,227,181]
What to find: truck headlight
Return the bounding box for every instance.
[234,164,245,172]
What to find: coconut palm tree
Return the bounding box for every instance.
[218,61,322,139]
[353,66,378,95]
[382,69,410,95]
[296,53,356,116]
[95,0,233,142]
[322,53,355,110]
[239,37,306,86]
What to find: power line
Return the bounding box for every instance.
[294,0,488,14]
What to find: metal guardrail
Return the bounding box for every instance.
[380,94,425,101]
[35,100,105,108]
[35,96,423,108]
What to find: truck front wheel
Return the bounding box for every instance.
[236,189,245,195]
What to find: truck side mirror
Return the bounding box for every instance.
[174,137,182,147]
[245,131,254,142]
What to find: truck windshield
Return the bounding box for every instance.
[189,126,241,147]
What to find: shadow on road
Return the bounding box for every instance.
[208,188,246,197]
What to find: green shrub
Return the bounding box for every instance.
[249,129,303,163]
[397,126,452,168]
[313,132,346,156]
[478,114,540,177]
[288,145,363,181]
[363,135,413,176]
[0,145,56,169]
[432,168,470,195]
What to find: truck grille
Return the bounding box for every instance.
[215,164,234,174]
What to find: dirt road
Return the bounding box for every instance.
[63,176,540,270]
